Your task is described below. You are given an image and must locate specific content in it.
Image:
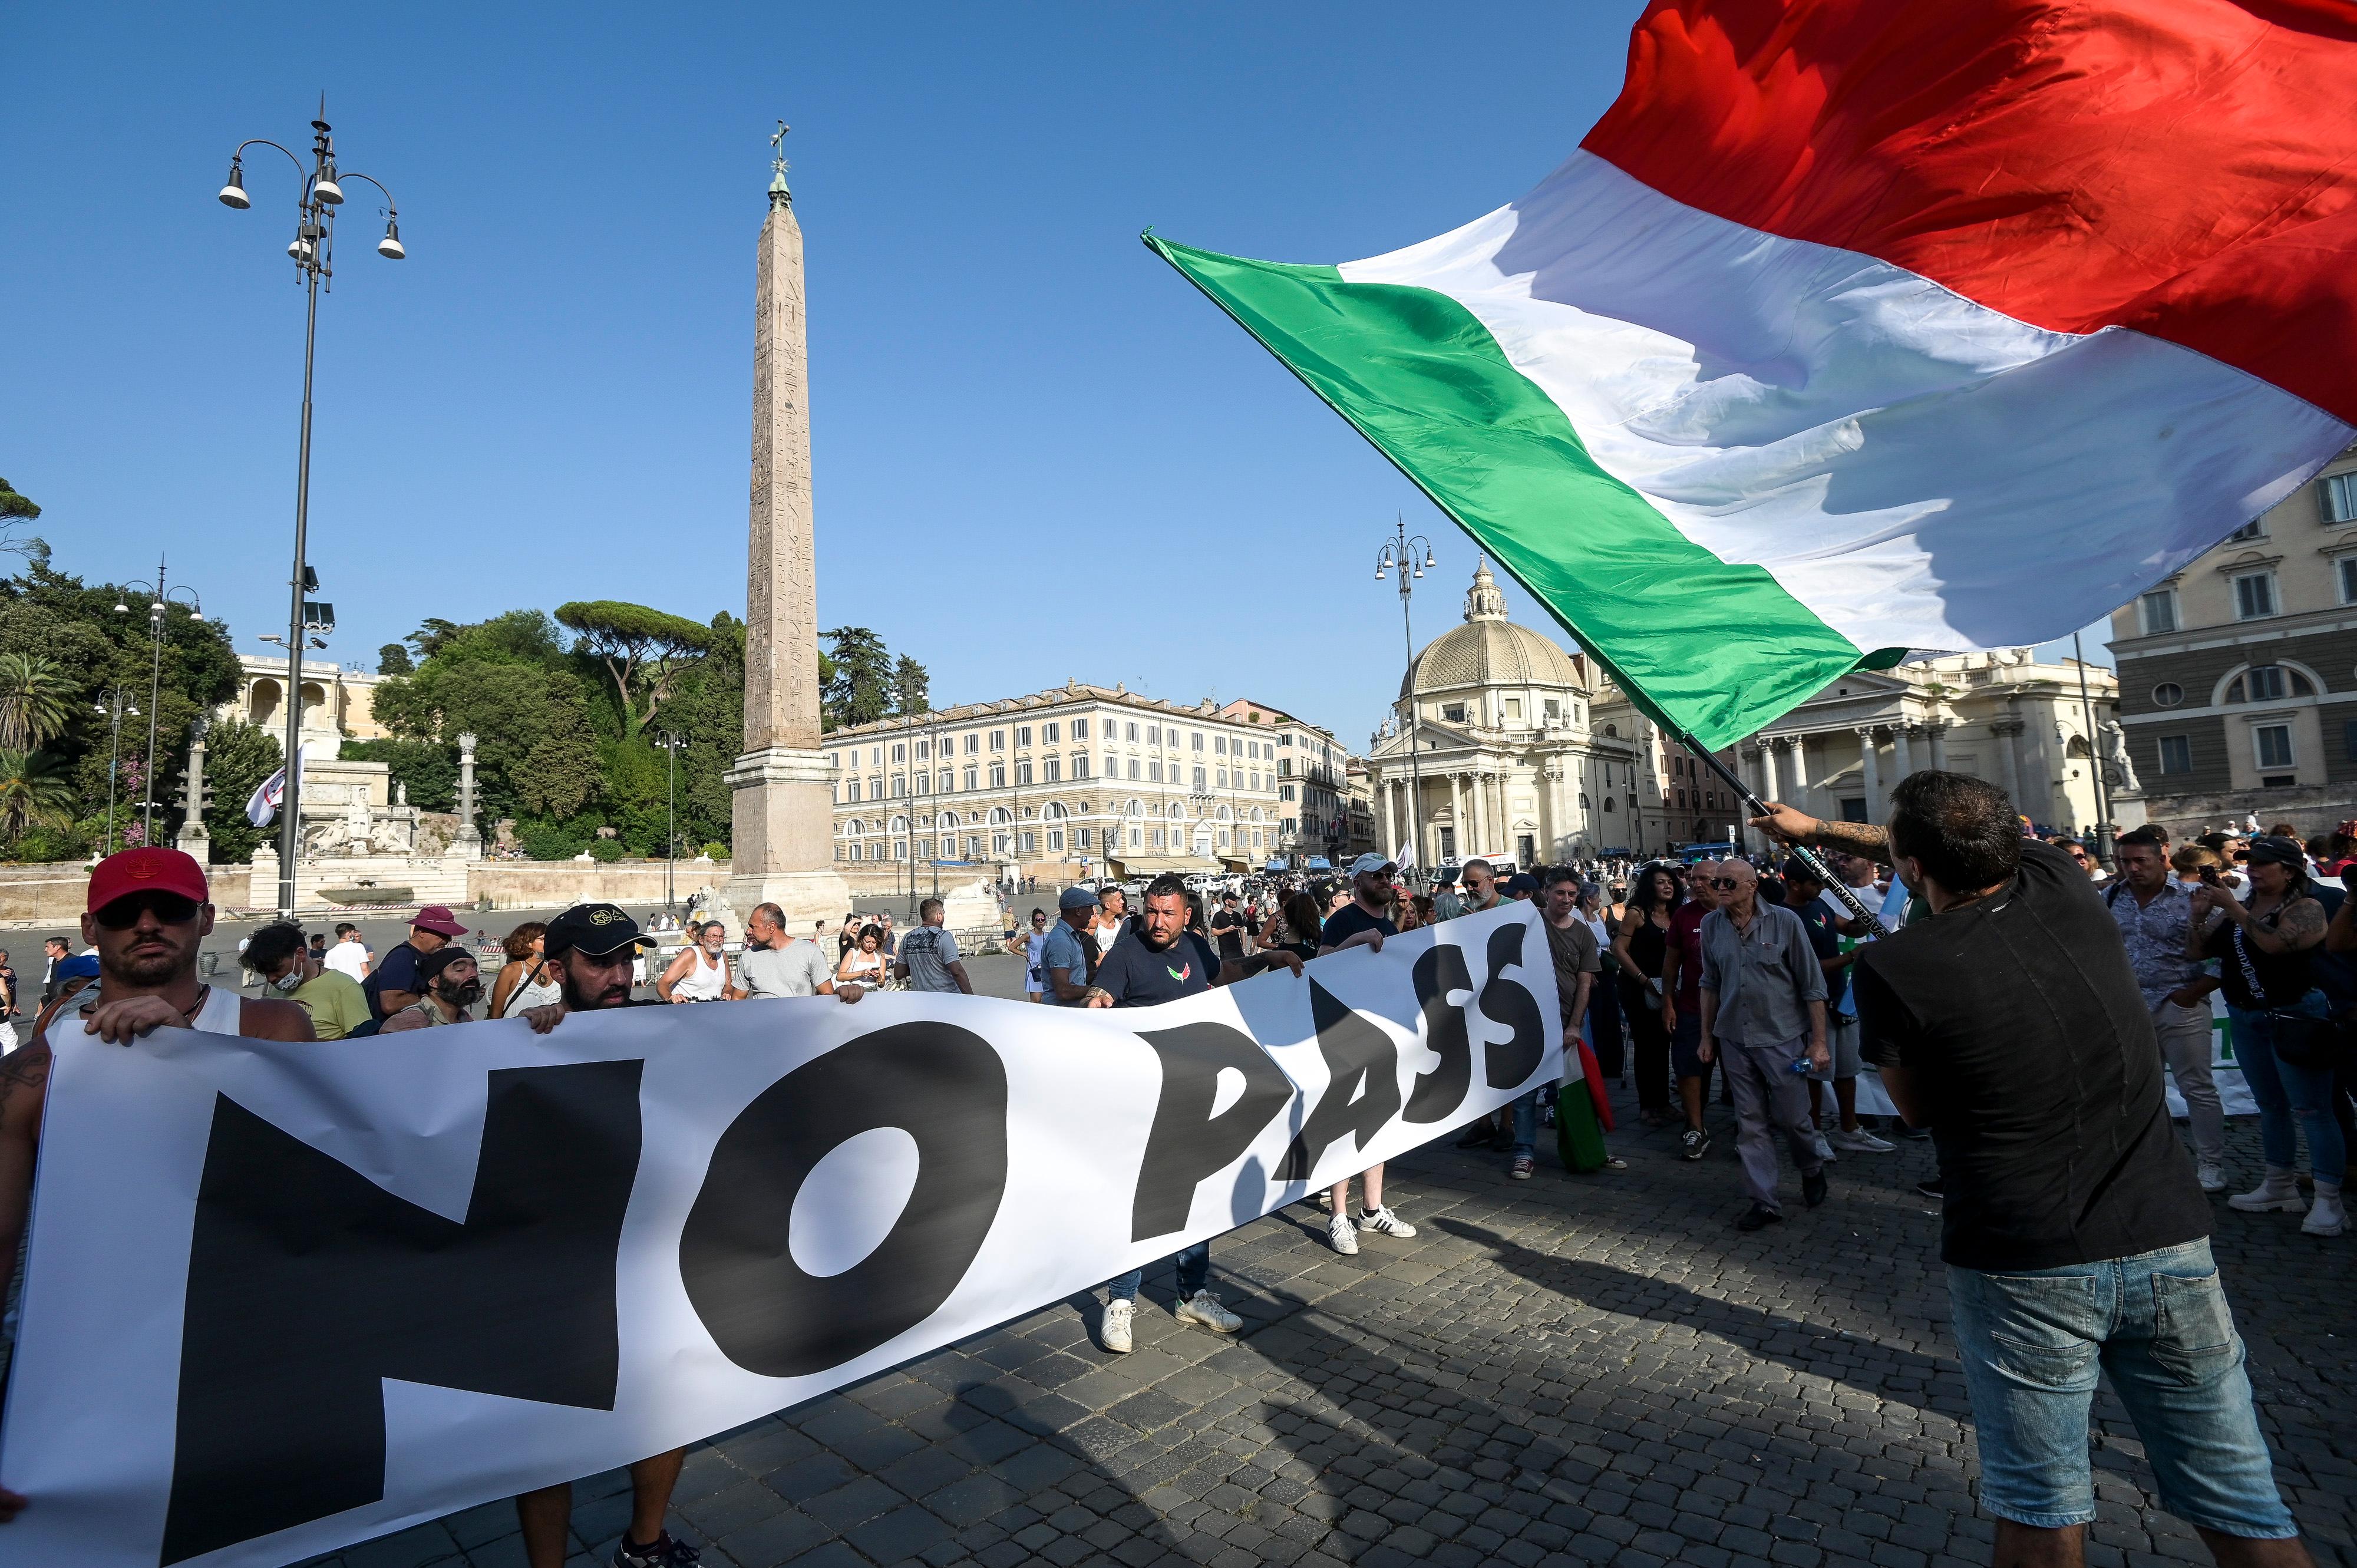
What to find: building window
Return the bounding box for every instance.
[2138,589,2177,636]
[1127,758,1140,779]
[989,764,1007,788]
[2227,521,2264,542]
[2225,665,2312,702]
[2254,724,2295,770]
[2157,735,2193,775]
[1015,726,1032,748]
[891,743,905,763]
[938,770,953,793]
[890,773,904,795]
[1043,757,1061,782]
[1442,703,1466,722]
[1015,761,1033,785]
[1192,766,1207,789]
[1505,697,1523,722]
[1073,718,1089,740]
[2153,683,2184,707]
[1545,698,1561,720]
[988,730,1005,751]
[1280,784,1295,801]
[1125,722,1137,742]
[1191,732,1204,751]
[846,779,861,802]
[2233,572,2276,620]
[2325,473,2357,523]
[2339,557,2357,605]
[1073,754,1090,779]
[1043,721,1059,744]
[963,733,979,754]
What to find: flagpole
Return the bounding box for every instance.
[1683,731,1887,938]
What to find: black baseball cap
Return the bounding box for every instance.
[544,902,653,958]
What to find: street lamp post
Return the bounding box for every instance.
[112,559,204,846]
[91,687,139,857]
[653,729,687,913]
[216,98,405,919]
[1375,518,1435,875]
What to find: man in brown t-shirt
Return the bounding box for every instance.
[1504,868,1603,1179]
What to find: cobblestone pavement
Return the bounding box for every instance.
[302,1088,2355,1568]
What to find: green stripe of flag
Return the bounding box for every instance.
[1146,234,1884,751]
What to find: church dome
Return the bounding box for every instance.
[1401,558,1584,698]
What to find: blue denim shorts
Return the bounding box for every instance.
[1946,1239,2295,1537]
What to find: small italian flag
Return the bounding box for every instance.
[1151,0,2357,750]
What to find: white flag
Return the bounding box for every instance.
[244,743,308,827]
[1394,838,1416,871]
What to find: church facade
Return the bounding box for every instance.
[1362,563,1642,867]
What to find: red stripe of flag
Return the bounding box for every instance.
[1581,0,2357,425]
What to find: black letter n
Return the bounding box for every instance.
[160,1061,643,1564]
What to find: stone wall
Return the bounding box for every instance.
[466,860,730,911]
[0,862,254,929]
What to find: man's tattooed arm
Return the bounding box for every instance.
[0,1039,49,1111]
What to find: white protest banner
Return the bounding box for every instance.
[0,902,1557,1567]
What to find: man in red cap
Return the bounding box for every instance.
[362,903,470,1024]
[0,847,311,1523]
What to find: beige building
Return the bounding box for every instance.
[221,654,390,758]
[2107,445,2357,837]
[1599,649,2121,851]
[1362,562,1641,868]
[1217,699,1351,867]
[824,682,1297,882]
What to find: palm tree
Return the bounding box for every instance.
[0,748,75,842]
[0,653,74,752]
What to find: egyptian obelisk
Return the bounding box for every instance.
[725,124,851,926]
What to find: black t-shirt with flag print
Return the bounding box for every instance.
[1092,927,1220,1008]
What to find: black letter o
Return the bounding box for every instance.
[681,1022,1007,1378]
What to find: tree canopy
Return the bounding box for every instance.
[556,600,717,739]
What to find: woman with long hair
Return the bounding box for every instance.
[2195,836,2342,1234]
[1609,863,1682,1127]
[488,922,560,1020]
[1261,892,1325,965]
[838,925,890,989]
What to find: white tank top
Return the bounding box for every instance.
[499,965,564,1017]
[192,985,243,1034]
[672,947,727,1001]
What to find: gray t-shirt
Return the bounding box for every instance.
[737,938,838,999]
[896,926,963,993]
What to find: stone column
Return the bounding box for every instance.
[1927,721,1949,772]
[1380,776,1397,864]
[1857,727,1884,820]
[453,731,484,860]
[174,717,210,858]
[1759,738,1782,806]
[1893,722,1914,782]
[1993,719,2025,811]
[727,139,851,926]
[1786,735,1813,816]
[1447,774,1465,860]
[1473,770,1492,856]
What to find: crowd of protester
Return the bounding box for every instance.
[0,775,2346,1564]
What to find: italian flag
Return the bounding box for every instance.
[1151,0,2357,750]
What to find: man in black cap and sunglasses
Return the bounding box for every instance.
[0,848,313,1523]
[504,902,700,1568]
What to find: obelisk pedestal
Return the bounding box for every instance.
[726,133,850,930]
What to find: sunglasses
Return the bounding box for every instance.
[1704,877,1741,891]
[93,890,202,930]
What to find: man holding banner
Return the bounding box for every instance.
[1083,873,1303,1353]
[512,903,700,1568]
[0,848,316,1524]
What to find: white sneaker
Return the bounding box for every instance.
[2229,1177,2308,1214]
[1811,1131,1837,1163]
[2303,1191,2346,1237]
[1326,1212,1360,1255]
[1175,1289,1242,1333]
[1100,1298,1134,1354]
[1355,1206,1418,1239]
[1827,1125,1896,1154]
[2197,1164,2227,1193]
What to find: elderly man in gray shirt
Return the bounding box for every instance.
[1698,859,1831,1231]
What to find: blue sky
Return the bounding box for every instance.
[2,1,2108,758]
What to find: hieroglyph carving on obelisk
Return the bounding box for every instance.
[725,121,850,925]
